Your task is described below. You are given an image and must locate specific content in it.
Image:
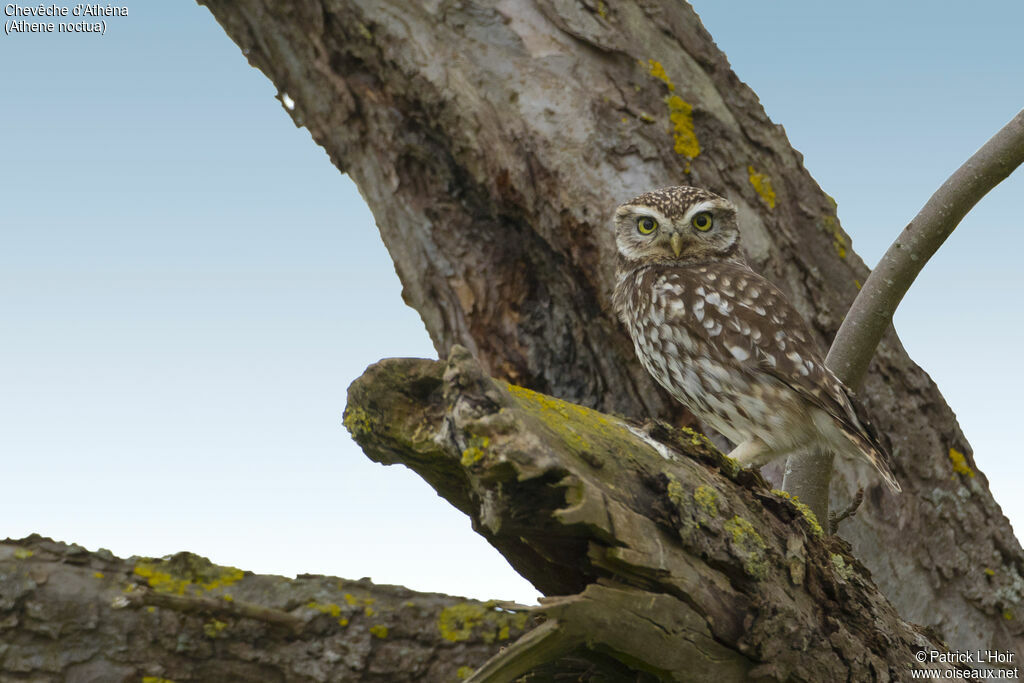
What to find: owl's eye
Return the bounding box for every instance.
[691,212,713,231]
[637,217,658,234]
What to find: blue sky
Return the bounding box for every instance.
[1,3,1021,605]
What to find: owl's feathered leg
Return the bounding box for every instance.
[726,437,778,468]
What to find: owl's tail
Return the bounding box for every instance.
[838,428,902,494]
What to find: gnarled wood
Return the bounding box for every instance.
[197,0,1023,659]
[0,536,529,682]
[345,348,963,681]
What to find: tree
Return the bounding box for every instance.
[3,0,1020,679]
[193,0,1022,665]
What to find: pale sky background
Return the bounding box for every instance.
[2,3,1021,606]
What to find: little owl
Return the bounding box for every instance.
[612,186,900,493]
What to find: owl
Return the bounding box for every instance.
[612,186,900,493]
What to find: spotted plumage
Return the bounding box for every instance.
[612,186,900,493]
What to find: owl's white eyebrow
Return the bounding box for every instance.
[681,200,721,223]
[619,205,660,216]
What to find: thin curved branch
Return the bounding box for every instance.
[783,109,1024,520]
[828,108,1024,388]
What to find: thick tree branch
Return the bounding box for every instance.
[783,109,1024,520]
[0,537,527,681]
[344,347,964,681]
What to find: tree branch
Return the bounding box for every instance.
[345,347,965,681]
[783,109,1024,520]
[0,537,527,681]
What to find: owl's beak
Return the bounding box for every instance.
[670,232,684,258]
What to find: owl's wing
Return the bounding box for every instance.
[661,266,900,491]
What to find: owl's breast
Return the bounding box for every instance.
[617,265,800,446]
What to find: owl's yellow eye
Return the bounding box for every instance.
[691,212,713,231]
[637,217,658,234]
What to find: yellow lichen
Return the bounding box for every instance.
[13,548,34,560]
[984,568,995,577]
[771,489,824,538]
[460,436,490,467]
[1004,610,1014,620]
[667,95,700,161]
[364,606,376,617]
[949,448,975,478]
[647,59,675,91]
[141,678,176,683]
[596,0,607,19]
[93,572,105,579]
[307,601,349,627]
[343,593,360,606]
[133,556,243,596]
[369,624,389,639]
[457,666,476,680]
[643,60,700,166]
[724,516,768,580]
[343,407,373,437]
[747,165,776,209]
[693,485,719,517]
[438,602,528,644]
[203,618,228,638]
[830,553,855,581]
[821,214,847,259]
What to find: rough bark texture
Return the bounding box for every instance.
[196,0,1023,660]
[0,535,529,682]
[343,349,965,681]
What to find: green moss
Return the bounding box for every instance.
[771,489,824,538]
[693,485,720,517]
[503,382,643,466]
[830,553,855,581]
[133,555,243,596]
[724,516,768,580]
[949,447,975,478]
[438,602,528,644]
[369,624,389,639]
[747,165,776,209]
[202,618,228,638]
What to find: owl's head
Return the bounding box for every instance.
[614,186,743,266]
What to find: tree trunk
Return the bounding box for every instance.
[0,535,530,682]
[343,349,964,680]
[198,0,1022,663]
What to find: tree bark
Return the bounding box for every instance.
[196,0,1023,663]
[0,535,530,682]
[344,349,965,680]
